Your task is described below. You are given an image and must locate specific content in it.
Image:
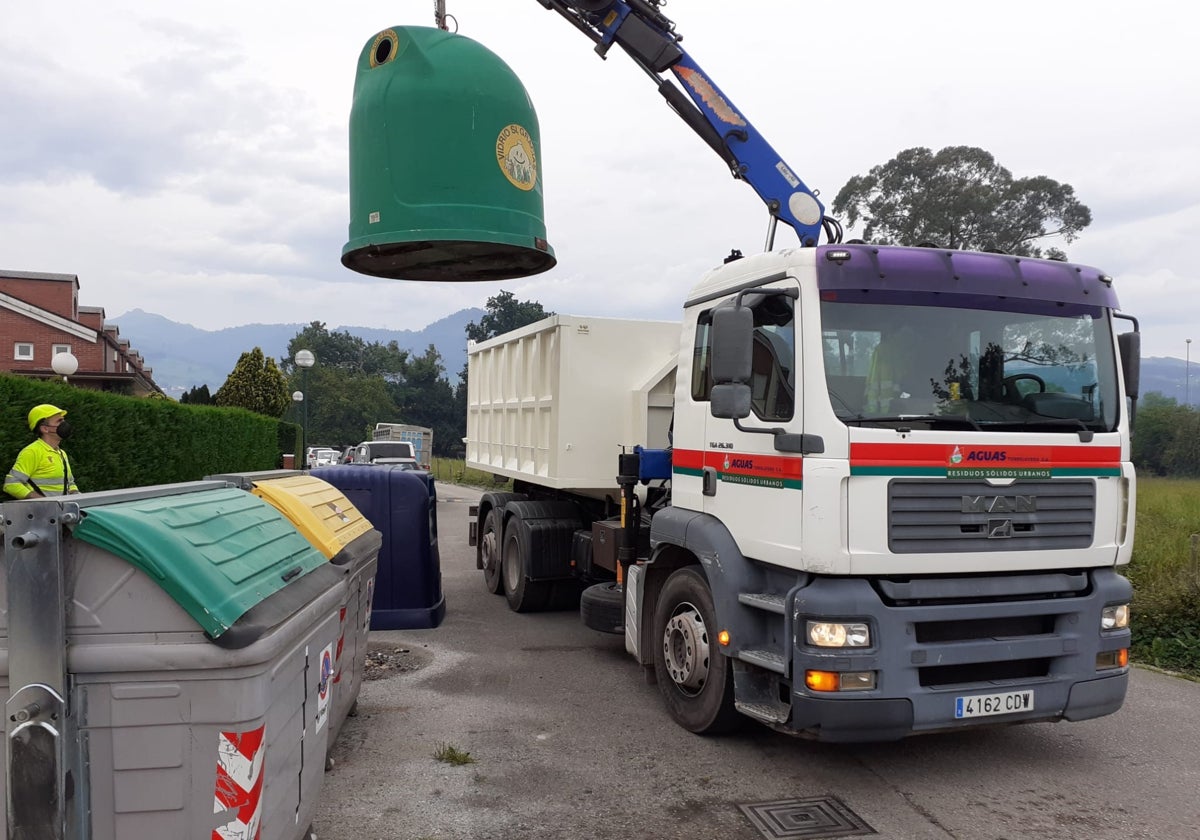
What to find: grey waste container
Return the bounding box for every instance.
[1,482,345,840]
[208,470,382,755]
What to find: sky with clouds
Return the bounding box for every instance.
[2,0,1196,360]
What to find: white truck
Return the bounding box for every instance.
[372,423,433,469]
[463,0,1139,741]
[467,251,1140,741]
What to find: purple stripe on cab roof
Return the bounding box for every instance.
[815,244,1121,310]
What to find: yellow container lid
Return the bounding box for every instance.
[251,475,374,560]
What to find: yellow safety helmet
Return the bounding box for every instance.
[28,403,66,431]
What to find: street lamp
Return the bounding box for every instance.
[295,349,315,467]
[291,391,304,466]
[1187,338,1192,407]
[51,351,78,383]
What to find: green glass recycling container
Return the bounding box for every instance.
[343,25,556,281]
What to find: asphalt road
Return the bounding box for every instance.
[313,485,1200,840]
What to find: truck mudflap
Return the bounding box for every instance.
[779,567,1132,742]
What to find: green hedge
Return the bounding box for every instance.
[2,374,299,492]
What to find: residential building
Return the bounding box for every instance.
[0,269,163,396]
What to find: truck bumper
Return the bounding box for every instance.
[786,669,1128,742]
[1063,671,1129,721]
[790,696,915,743]
[771,568,1132,742]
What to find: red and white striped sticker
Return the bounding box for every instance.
[213,725,266,840]
[333,606,347,685]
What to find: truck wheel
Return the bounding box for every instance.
[652,567,740,734]
[580,582,624,634]
[502,516,551,612]
[481,508,506,595]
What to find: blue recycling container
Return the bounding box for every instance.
[310,464,445,630]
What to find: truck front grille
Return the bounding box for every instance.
[888,478,1095,554]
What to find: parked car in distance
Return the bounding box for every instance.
[353,441,416,464]
[311,448,340,467]
[340,446,356,464]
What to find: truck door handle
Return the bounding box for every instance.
[703,467,718,497]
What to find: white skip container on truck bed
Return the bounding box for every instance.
[467,245,1140,742]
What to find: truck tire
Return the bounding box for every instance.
[580,582,624,634]
[502,514,551,612]
[481,508,506,595]
[652,567,740,734]
[478,492,526,595]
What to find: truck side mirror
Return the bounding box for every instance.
[1117,331,1140,400]
[711,306,753,384]
[710,383,751,419]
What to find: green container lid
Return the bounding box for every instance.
[342,26,556,282]
[72,487,330,640]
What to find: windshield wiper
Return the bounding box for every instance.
[1020,416,1097,441]
[841,414,984,431]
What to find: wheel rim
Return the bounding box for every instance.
[503,533,521,592]
[662,601,710,696]
[481,525,499,576]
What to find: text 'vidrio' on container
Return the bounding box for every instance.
[208,470,382,755]
[1,482,347,840]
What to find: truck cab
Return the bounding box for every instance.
[651,243,1136,738]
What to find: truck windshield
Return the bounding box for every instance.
[819,294,1120,433]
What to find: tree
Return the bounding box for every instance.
[1131,394,1200,476]
[297,365,396,448]
[283,322,408,378]
[179,384,212,405]
[214,347,290,417]
[281,323,412,445]
[832,146,1092,257]
[465,290,553,343]
[389,345,461,457]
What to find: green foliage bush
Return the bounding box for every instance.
[2,374,295,492]
[1127,478,1200,676]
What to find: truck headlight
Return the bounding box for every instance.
[806,621,870,648]
[1101,604,1130,631]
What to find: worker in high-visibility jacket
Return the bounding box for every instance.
[4,404,79,499]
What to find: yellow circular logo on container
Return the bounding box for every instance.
[370,29,399,68]
[496,124,537,191]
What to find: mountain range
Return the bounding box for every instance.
[112,308,484,397]
[109,308,1198,407]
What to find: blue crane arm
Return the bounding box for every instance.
[536,0,832,247]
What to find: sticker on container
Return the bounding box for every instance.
[364,577,375,630]
[213,724,266,840]
[333,607,347,685]
[315,642,334,733]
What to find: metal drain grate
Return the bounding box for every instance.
[738,796,875,840]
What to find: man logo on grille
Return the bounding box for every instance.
[962,495,1036,514]
[988,519,1014,539]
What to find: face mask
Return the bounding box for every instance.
[52,420,73,440]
